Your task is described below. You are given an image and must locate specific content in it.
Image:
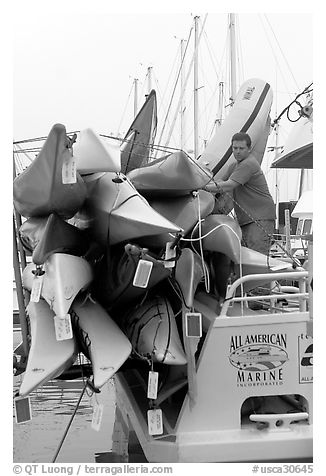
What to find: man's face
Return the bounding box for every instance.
[232,140,251,162]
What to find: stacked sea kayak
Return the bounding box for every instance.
[13,80,294,398]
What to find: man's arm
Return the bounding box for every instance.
[204,178,239,193]
[215,179,239,193]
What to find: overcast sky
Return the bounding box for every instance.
[13,2,313,146]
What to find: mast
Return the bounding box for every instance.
[180,39,186,151]
[216,81,224,131]
[133,78,139,117]
[194,15,199,158]
[147,67,152,95]
[161,14,207,153]
[229,13,237,104]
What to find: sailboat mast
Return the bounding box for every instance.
[161,14,207,153]
[216,81,224,131]
[194,15,199,158]
[180,39,186,151]
[133,78,139,117]
[147,67,152,95]
[229,13,237,104]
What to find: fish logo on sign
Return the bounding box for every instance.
[229,344,288,372]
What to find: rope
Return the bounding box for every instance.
[51,379,88,463]
[271,83,313,128]
[155,25,193,152]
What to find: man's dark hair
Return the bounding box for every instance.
[231,132,251,148]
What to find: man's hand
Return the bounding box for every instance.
[204,180,223,193]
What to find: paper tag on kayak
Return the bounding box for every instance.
[133,259,153,288]
[30,275,44,302]
[14,396,32,424]
[91,402,104,431]
[62,157,77,184]
[164,242,176,268]
[147,371,159,400]
[185,312,202,338]
[54,314,73,341]
[147,408,163,435]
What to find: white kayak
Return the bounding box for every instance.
[22,253,93,317]
[71,296,132,390]
[73,128,121,174]
[19,299,77,397]
[124,296,187,365]
[86,172,183,245]
[198,78,273,179]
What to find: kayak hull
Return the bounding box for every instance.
[86,172,182,245]
[127,150,213,198]
[13,123,87,218]
[19,299,77,397]
[124,296,187,365]
[22,253,93,317]
[71,296,132,389]
[74,128,121,174]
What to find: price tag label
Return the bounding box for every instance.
[133,259,153,288]
[185,312,202,338]
[14,396,32,424]
[147,371,159,400]
[91,402,104,431]
[147,408,163,435]
[54,314,73,341]
[62,157,77,184]
[30,275,44,302]
[164,242,176,268]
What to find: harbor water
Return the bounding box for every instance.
[13,329,118,463]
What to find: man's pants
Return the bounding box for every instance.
[241,220,275,255]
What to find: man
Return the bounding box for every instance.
[213,132,276,255]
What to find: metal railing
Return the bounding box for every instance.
[220,270,310,317]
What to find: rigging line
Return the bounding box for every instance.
[14,143,34,163]
[156,43,180,116]
[263,14,300,92]
[13,131,81,146]
[156,25,193,152]
[163,14,209,152]
[116,80,135,136]
[236,14,245,85]
[196,38,220,143]
[152,72,181,150]
[202,29,224,80]
[152,44,180,138]
[51,379,88,463]
[258,14,293,99]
